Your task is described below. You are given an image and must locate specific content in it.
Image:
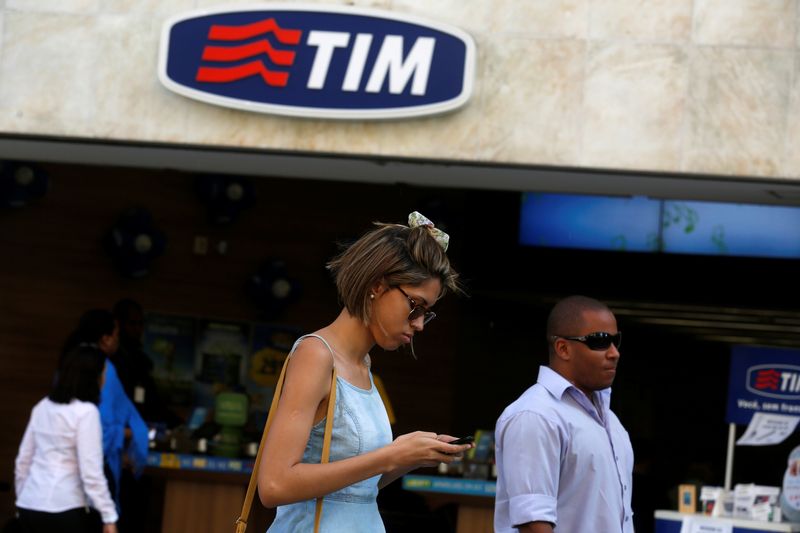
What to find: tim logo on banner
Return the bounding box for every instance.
[158,5,476,119]
[726,345,800,424]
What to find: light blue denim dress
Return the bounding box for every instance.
[267,334,393,533]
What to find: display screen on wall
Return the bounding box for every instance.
[660,200,800,258]
[519,192,800,259]
[518,193,661,252]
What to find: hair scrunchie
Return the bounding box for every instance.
[408,211,449,252]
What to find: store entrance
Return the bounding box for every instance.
[452,204,800,533]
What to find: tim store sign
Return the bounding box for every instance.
[158,4,476,119]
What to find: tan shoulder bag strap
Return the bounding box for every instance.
[235,347,338,533]
[314,365,338,531]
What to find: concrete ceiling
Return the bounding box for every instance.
[3,134,800,206]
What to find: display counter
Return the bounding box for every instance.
[402,475,496,533]
[147,455,496,532]
[147,450,255,474]
[655,510,800,532]
[146,451,274,532]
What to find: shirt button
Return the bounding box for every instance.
[615,455,619,461]
[624,485,627,490]
[625,517,629,522]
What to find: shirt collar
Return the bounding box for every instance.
[537,365,612,406]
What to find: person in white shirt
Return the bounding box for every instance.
[15,344,118,533]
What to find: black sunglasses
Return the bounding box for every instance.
[552,331,622,351]
[395,287,436,325]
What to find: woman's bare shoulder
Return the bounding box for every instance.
[286,335,335,374]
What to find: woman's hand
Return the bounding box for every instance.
[388,431,473,469]
[103,523,118,533]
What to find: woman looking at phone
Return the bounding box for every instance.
[258,212,472,532]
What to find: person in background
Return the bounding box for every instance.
[111,298,179,427]
[110,299,149,410]
[15,344,118,533]
[494,295,634,532]
[258,212,473,532]
[111,299,178,533]
[62,310,148,527]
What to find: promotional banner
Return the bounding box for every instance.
[736,412,800,446]
[194,320,252,408]
[726,345,800,425]
[782,445,800,522]
[245,324,301,419]
[143,313,197,406]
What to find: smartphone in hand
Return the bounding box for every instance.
[448,435,474,445]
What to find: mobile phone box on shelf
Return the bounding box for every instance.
[734,483,782,522]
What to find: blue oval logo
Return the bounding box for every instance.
[746,364,800,400]
[158,5,476,119]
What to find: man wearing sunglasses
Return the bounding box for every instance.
[494,295,634,533]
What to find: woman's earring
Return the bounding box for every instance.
[370,293,374,300]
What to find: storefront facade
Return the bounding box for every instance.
[3,2,800,532]
[2,0,800,194]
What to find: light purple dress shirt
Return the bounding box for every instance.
[494,366,634,532]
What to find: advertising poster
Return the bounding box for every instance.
[142,313,196,406]
[246,325,301,417]
[194,320,251,408]
[782,445,800,522]
[726,345,800,425]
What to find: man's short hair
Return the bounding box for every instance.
[113,298,143,323]
[546,295,611,355]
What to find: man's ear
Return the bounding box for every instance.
[98,334,111,351]
[552,338,571,362]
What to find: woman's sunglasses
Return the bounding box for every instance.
[552,331,622,351]
[395,287,436,325]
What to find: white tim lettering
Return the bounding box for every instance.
[781,371,796,392]
[793,373,800,393]
[342,33,373,92]
[365,35,436,96]
[306,31,350,90]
